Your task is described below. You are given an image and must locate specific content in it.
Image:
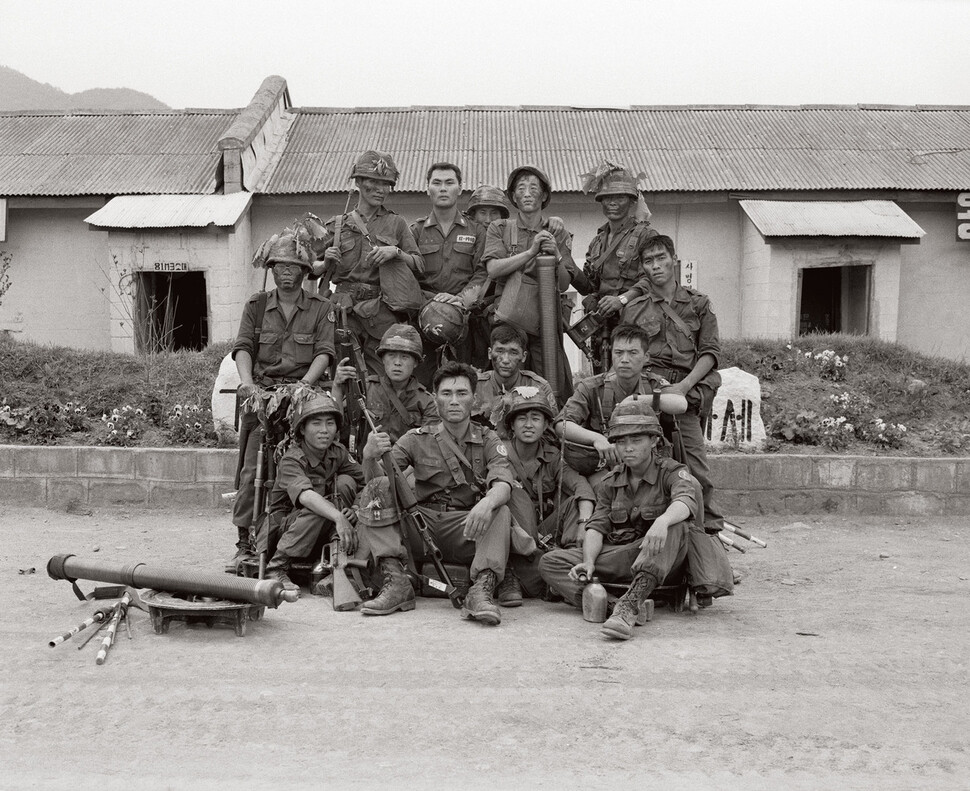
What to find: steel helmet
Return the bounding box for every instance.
[606,396,663,440]
[467,185,511,219]
[595,168,640,201]
[377,323,424,360]
[290,393,342,435]
[502,385,556,430]
[506,165,552,209]
[251,229,315,270]
[356,476,401,528]
[418,300,468,347]
[351,150,400,185]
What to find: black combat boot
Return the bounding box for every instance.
[601,572,655,640]
[224,526,256,574]
[360,558,416,616]
[495,568,523,608]
[461,569,501,625]
[264,555,299,596]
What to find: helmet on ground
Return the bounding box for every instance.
[467,185,511,219]
[418,301,468,347]
[502,385,556,430]
[356,477,400,528]
[595,168,640,202]
[251,229,315,270]
[377,323,424,360]
[606,396,663,440]
[506,165,552,209]
[351,151,399,185]
[290,394,342,435]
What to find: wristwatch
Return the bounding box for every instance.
[618,294,629,306]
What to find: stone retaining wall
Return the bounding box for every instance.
[1,446,968,515]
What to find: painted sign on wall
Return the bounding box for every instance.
[957,193,970,240]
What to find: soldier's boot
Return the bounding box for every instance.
[461,569,501,626]
[601,572,655,641]
[360,558,415,616]
[495,568,523,608]
[264,554,299,596]
[224,526,256,574]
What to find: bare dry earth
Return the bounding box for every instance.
[1,507,968,791]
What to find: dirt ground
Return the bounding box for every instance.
[1,506,968,790]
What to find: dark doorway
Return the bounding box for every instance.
[799,265,870,335]
[134,271,208,352]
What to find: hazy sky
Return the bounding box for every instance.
[2,0,967,109]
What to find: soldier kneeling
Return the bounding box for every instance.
[264,395,364,595]
[539,398,699,641]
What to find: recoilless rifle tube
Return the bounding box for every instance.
[47,554,299,608]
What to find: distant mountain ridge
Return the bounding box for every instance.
[0,65,169,111]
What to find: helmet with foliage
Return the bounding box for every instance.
[594,168,640,201]
[377,323,424,360]
[418,300,468,347]
[351,151,400,185]
[606,396,663,440]
[502,385,556,430]
[290,393,342,435]
[467,185,511,218]
[251,228,316,270]
[356,476,401,528]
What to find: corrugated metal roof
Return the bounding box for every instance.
[739,200,926,238]
[0,111,237,195]
[260,106,970,194]
[84,193,253,228]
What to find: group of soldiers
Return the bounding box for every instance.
[227,151,733,641]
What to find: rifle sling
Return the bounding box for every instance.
[592,226,629,273]
[431,424,482,491]
[505,444,538,502]
[658,299,697,349]
[377,378,413,428]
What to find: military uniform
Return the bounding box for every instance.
[558,370,666,437]
[363,372,438,444]
[357,421,514,585]
[621,286,724,530]
[473,368,557,438]
[230,288,335,534]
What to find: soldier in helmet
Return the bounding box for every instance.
[332,323,438,445]
[539,398,698,641]
[308,150,425,377]
[579,163,659,372]
[227,229,335,573]
[481,164,593,400]
[263,394,365,593]
[463,185,511,368]
[410,163,489,385]
[472,323,557,439]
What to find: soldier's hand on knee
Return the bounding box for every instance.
[640,523,668,558]
[462,499,494,541]
[568,561,595,582]
[335,514,357,554]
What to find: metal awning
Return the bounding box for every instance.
[85,193,253,229]
[739,200,925,239]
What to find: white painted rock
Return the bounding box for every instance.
[705,367,767,451]
[211,353,240,440]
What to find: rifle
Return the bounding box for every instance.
[310,486,371,610]
[355,389,464,609]
[335,306,369,458]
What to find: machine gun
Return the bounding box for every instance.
[335,305,369,458]
[354,390,464,609]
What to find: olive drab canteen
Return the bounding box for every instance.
[251,229,316,270]
[290,394,342,434]
[606,396,663,440]
[377,323,424,359]
[417,300,468,347]
[595,168,640,201]
[357,477,401,528]
[506,165,552,209]
[351,151,400,185]
[467,185,511,218]
[502,385,557,429]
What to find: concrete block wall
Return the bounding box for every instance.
[1,446,968,515]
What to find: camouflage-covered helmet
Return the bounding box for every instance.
[502,385,556,429]
[251,229,315,270]
[356,477,400,528]
[606,396,663,440]
[595,168,640,201]
[351,150,399,185]
[290,393,342,435]
[377,323,424,359]
[418,300,468,347]
[506,165,552,209]
[467,185,511,219]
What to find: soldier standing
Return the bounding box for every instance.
[579,164,658,372]
[481,164,592,400]
[620,234,724,532]
[228,230,335,572]
[358,361,515,625]
[312,151,425,377]
[539,399,698,641]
